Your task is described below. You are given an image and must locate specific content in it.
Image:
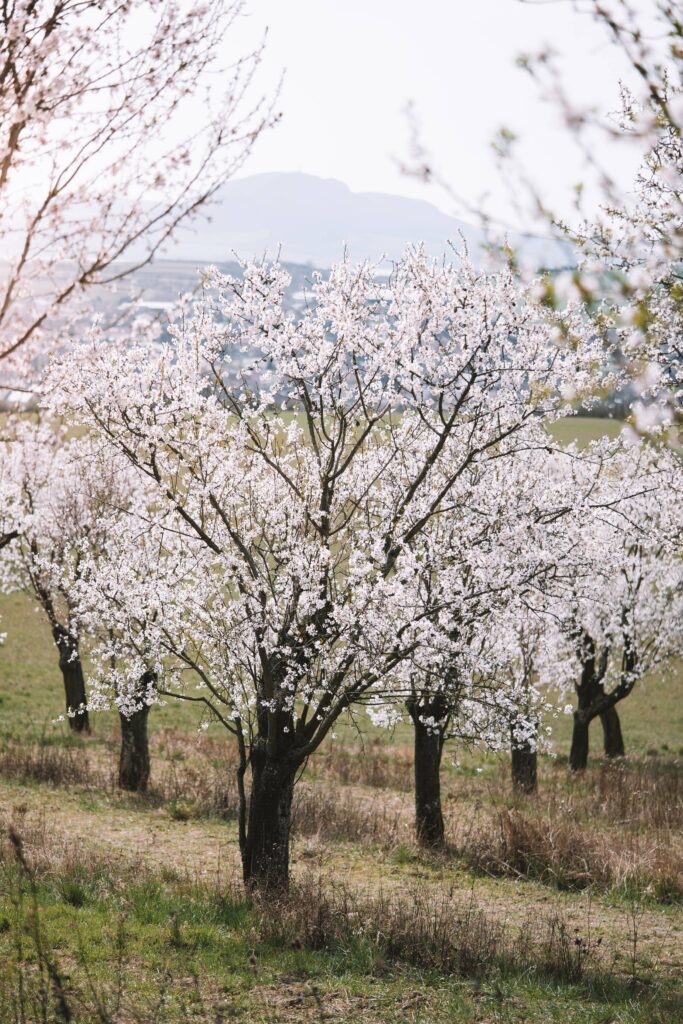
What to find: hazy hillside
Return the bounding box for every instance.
[157,172,571,269]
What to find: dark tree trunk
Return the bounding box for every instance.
[118,705,151,792]
[407,698,446,848]
[569,632,610,772]
[569,712,591,771]
[241,751,296,892]
[53,625,89,734]
[600,705,625,759]
[511,720,538,794]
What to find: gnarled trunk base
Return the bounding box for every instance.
[570,633,627,771]
[570,695,625,772]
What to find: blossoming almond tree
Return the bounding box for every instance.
[0,0,273,384]
[74,519,173,792]
[485,608,554,796]
[376,437,626,839]
[543,442,683,770]
[52,250,608,890]
[0,420,135,733]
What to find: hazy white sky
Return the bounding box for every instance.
[231,0,644,226]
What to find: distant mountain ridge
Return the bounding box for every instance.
[161,172,570,269]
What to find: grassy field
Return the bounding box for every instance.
[0,415,681,1023]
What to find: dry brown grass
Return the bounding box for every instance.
[291,782,406,846]
[1,734,681,903]
[449,761,683,901]
[309,739,413,791]
[457,807,683,901]
[537,760,683,831]
[256,874,617,986]
[0,741,105,790]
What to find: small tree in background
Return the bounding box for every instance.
[74,520,177,793]
[545,443,683,771]
[385,446,560,839]
[0,420,134,733]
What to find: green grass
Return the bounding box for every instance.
[546,415,624,447]
[1,854,680,1024]
[0,590,206,744]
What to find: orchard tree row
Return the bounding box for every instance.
[0,1,680,895]
[1,249,681,891]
